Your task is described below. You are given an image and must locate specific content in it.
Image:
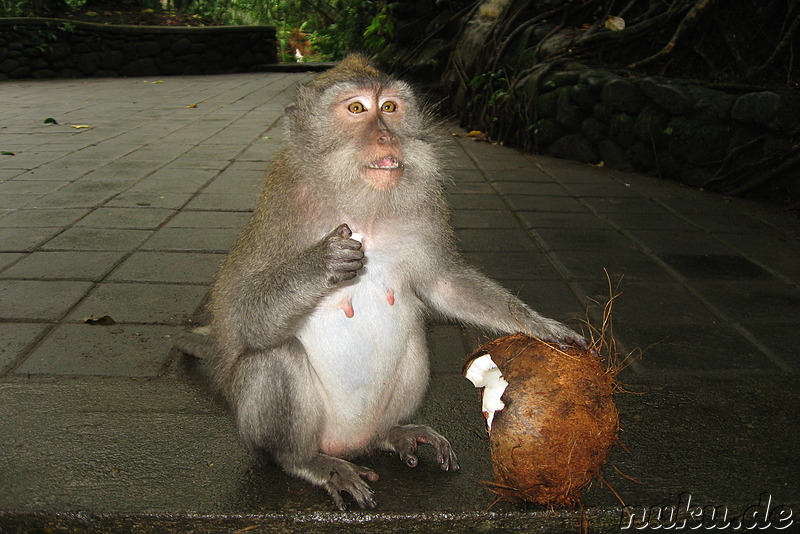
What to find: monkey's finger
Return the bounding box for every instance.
[333,223,352,238]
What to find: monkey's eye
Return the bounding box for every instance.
[347,102,366,114]
[381,101,397,113]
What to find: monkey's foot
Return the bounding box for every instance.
[380,424,460,472]
[303,455,379,510]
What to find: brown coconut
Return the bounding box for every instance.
[464,332,619,506]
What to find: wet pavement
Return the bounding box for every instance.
[1,72,798,533]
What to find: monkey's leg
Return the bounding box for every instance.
[230,339,379,510]
[378,424,460,471]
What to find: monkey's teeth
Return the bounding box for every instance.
[367,157,400,169]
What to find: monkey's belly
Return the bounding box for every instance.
[295,279,427,455]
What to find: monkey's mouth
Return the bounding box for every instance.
[366,157,402,170]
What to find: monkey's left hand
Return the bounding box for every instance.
[526,315,588,350]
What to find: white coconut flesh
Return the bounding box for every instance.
[465,353,508,432]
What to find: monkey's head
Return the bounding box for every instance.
[285,55,441,199]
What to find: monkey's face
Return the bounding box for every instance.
[333,87,406,191]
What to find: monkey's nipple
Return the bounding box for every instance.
[340,297,355,318]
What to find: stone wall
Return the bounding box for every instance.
[525,68,799,195]
[0,18,277,80]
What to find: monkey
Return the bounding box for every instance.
[177,54,585,510]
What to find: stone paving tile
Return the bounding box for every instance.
[14,324,177,377]
[449,169,486,182]
[536,227,641,252]
[561,181,647,198]
[163,210,251,229]
[691,280,800,325]
[0,280,93,320]
[446,193,507,210]
[104,191,195,209]
[658,253,775,281]
[182,191,258,212]
[455,228,538,252]
[446,180,495,195]
[66,282,208,325]
[449,209,520,229]
[41,228,153,251]
[0,180,70,195]
[517,211,608,229]
[140,227,240,253]
[624,228,737,254]
[0,208,89,228]
[505,194,589,212]
[11,163,92,182]
[492,181,571,196]
[0,193,42,209]
[581,196,668,214]
[107,251,224,284]
[746,323,800,371]
[125,168,219,193]
[0,323,49,374]
[427,323,469,374]
[463,250,561,281]
[0,251,126,281]
[0,227,63,252]
[75,207,176,229]
[619,323,782,372]
[576,279,720,326]
[599,209,700,231]
[0,253,24,271]
[551,248,674,282]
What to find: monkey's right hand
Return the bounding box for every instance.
[321,223,364,285]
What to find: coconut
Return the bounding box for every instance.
[464,333,619,506]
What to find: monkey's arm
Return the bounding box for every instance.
[418,258,586,347]
[212,224,363,352]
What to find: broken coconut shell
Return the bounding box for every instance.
[464,332,619,506]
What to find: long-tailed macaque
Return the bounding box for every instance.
[178,55,585,510]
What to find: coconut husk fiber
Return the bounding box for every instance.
[465,333,619,506]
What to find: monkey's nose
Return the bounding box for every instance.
[377,130,395,144]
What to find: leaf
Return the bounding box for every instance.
[151,80,164,84]
[84,315,116,325]
[71,125,91,129]
[1,151,14,156]
[605,15,625,31]
[43,117,58,125]
[185,103,197,108]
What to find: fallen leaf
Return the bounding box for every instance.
[71,124,91,129]
[186,103,197,108]
[152,80,164,84]
[43,118,58,125]
[1,151,14,156]
[605,15,625,31]
[84,315,116,325]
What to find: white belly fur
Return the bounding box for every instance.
[295,259,426,454]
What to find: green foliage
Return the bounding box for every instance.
[0,0,28,16]
[178,0,393,60]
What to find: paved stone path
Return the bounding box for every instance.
[1,72,798,532]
